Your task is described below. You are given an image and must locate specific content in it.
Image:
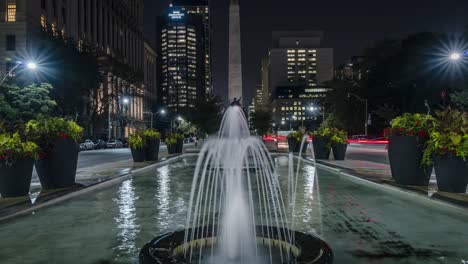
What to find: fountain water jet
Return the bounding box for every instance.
[139,106,333,264]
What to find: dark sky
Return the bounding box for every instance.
[144,0,468,103]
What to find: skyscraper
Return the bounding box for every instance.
[228,0,243,104]
[171,0,212,96]
[157,7,206,111]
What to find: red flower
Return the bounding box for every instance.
[383,128,391,138]
[3,149,9,154]
[441,147,448,152]
[59,131,68,139]
[451,150,457,156]
[417,131,427,138]
[407,131,414,136]
[399,127,404,131]
[0,155,4,159]
[26,152,33,158]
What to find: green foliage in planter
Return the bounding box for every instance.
[25,117,84,154]
[310,127,333,140]
[165,133,183,146]
[142,129,161,140]
[128,133,144,149]
[0,133,38,167]
[384,113,434,139]
[422,108,468,166]
[287,131,304,142]
[329,128,348,145]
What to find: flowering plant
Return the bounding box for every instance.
[384,113,434,139]
[0,133,38,167]
[287,131,304,142]
[310,127,334,140]
[329,128,348,145]
[422,108,468,166]
[25,117,83,157]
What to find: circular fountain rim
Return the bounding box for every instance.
[139,225,333,264]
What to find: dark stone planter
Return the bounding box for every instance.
[388,135,431,186]
[144,138,160,161]
[312,137,331,160]
[131,148,145,162]
[0,159,34,198]
[332,143,348,160]
[287,138,308,153]
[434,156,468,193]
[35,138,79,190]
[176,139,183,153]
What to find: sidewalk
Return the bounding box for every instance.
[317,158,468,208]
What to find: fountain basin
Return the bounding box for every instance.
[139,226,333,263]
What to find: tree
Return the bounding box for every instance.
[0,83,56,131]
[250,110,272,136]
[186,96,223,137]
[451,90,468,111]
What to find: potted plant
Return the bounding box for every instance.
[422,108,468,193]
[165,133,184,154]
[287,131,307,153]
[143,129,161,161]
[385,113,433,186]
[25,117,83,190]
[330,128,348,160]
[128,132,145,162]
[310,127,333,159]
[0,133,38,197]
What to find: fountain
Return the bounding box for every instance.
[139,106,333,263]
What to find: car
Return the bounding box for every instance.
[107,139,123,149]
[93,139,107,149]
[81,139,95,150]
[79,143,86,151]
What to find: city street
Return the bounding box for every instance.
[345,143,389,164]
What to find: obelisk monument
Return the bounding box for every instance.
[228,0,243,105]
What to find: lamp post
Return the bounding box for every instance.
[0,61,37,86]
[348,92,369,137]
[144,109,166,129]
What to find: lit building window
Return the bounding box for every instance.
[41,15,47,30]
[6,3,16,22]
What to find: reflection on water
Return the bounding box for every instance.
[155,165,171,230]
[113,179,140,257]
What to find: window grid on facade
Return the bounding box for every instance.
[6,3,16,22]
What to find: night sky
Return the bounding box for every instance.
[144,0,468,103]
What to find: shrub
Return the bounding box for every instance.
[142,128,161,140]
[384,113,434,139]
[128,133,144,149]
[0,133,38,167]
[287,131,304,142]
[165,133,183,146]
[422,108,468,166]
[330,128,348,145]
[25,117,83,156]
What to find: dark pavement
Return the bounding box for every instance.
[345,144,389,164]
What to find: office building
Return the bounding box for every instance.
[157,7,206,111]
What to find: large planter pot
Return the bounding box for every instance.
[144,138,160,161]
[176,139,183,153]
[332,143,348,160]
[35,138,79,190]
[434,156,468,193]
[0,159,34,198]
[388,135,431,186]
[312,137,330,160]
[287,138,307,153]
[131,148,145,162]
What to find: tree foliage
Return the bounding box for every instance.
[185,96,224,137]
[250,110,272,136]
[0,83,56,130]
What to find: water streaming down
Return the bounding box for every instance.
[183,106,294,263]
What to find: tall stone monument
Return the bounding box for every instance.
[228,0,243,105]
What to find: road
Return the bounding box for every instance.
[32,143,194,180]
[345,144,389,164]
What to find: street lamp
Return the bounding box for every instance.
[348,92,369,137]
[450,53,461,61]
[122,97,130,105]
[0,60,37,86]
[144,109,166,129]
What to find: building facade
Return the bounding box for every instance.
[268,31,333,129]
[171,0,211,96]
[157,7,206,111]
[0,0,153,139]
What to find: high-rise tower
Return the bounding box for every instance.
[228,0,243,104]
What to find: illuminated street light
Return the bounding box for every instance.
[160,109,166,115]
[26,62,37,70]
[281,121,285,125]
[122,97,130,105]
[450,52,461,61]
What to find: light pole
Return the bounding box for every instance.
[0,61,37,86]
[144,109,166,129]
[348,92,369,137]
